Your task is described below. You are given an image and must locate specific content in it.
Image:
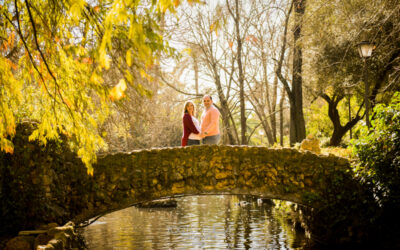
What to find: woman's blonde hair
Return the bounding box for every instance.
[183,101,196,115]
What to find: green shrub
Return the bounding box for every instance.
[352,92,400,209]
[351,92,400,248]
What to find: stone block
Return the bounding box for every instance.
[171,181,185,194]
[215,179,229,189]
[172,172,183,181]
[300,135,321,154]
[215,171,230,180]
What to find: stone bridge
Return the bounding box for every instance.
[0,124,371,246]
[82,145,352,221]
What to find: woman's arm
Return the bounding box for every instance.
[183,114,200,134]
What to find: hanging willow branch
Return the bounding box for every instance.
[24,0,76,123]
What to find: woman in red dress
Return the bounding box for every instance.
[181,101,202,146]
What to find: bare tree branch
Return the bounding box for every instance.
[275,0,294,101]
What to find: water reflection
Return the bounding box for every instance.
[81,195,308,249]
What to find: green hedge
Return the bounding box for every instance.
[352,91,400,245]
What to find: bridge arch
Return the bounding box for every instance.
[80,145,352,221]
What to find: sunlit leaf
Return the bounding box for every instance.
[182,48,192,55]
[126,50,132,67]
[173,0,180,7]
[1,139,14,154]
[109,79,127,101]
[69,0,85,21]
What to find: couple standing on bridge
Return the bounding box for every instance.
[181,95,221,146]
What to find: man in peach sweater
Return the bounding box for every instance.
[200,95,221,144]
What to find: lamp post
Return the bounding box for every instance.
[357,40,375,128]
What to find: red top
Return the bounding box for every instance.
[181,113,200,146]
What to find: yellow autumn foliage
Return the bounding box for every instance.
[0,0,196,173]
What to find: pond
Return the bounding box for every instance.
[80,195,312,249]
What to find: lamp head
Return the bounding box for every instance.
[357,41,375,58]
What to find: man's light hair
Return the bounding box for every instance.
[203,95,213,101]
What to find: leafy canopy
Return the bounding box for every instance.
[0,0,199,174]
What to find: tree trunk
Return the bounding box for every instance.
[275,0,306,146]
[248,100,275,145]
[227,0,247,145]
[212,63,238,145]
[233,0,247,145]
[192,54,199,95]
[290,0,306,145]
[271,72,278,142]
[261,47,278,144]
[322,94,362,146]
[280,88,285,146]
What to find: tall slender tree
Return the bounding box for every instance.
[227,0,247,145]
[276,0,306,146]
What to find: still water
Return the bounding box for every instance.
[80,195,309,249]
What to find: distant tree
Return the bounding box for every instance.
[174,0,291,146]
[226,0,247,145]
[177,3,240,145]
[304,0,400,146]
[276,0,307,146]
[243,0,289,145]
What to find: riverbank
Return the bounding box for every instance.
[2,222,85,249]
